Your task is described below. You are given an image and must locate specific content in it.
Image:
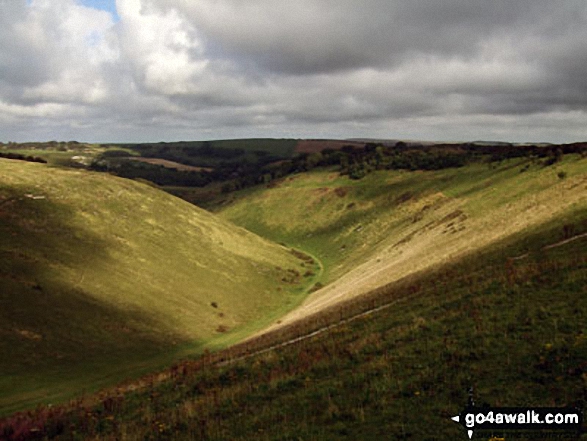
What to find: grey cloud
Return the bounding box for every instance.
[0,3,53,89]
[173,0,581,75]
[0,1,115,106]
[1,0,587,143]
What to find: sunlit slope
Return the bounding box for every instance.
[0,159,310,413]
[216,155,587,328]
[11,217,586,440]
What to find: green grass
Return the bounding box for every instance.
[3,210,585,440]
[0,144,135,167]
[0,159,316,415]
[210,155,587,328]
[1,151,587,438]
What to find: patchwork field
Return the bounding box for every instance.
[128,157,213,172]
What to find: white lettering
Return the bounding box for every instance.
[531,411,541,424]
[465,413,475,428]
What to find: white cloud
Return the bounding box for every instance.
[116,0,209,95]
[1,0,115,106]
[0,0,586,142]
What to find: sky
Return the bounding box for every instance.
[1,1,587,144]
[79,0,119,21]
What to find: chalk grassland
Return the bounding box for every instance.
[0,149,586,429]
[214,155,587,332]
[2,209,585,440]
[0,159,318,415]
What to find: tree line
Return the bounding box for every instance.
[0,152,47,164]
[90,141,587,192]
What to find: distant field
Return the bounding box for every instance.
[128,157,213,172]
[0,143,133,168]
[0,158,318,414]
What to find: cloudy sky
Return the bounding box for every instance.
[1,0,587,143]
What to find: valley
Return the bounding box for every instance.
[0,139,586,439]
[0,158,318,415]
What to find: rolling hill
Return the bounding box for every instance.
[212,154,587,332]
[1,147,587,439]
[2,171,586,440]
[0,158,317,414]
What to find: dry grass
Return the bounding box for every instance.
[128,157,213,172]
[215,156,587,333]
[0,158,316,413]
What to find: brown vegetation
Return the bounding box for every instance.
[129,157,213,172]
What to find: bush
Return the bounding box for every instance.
[0,152,47,164]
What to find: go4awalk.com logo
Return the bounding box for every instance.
[451,406,583,439]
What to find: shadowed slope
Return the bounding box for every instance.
[2,208,586,440]
[0,159,313,413]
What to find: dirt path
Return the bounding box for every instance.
[220,230,587,367]
[98,230,587,398]
[301,248,324,283]
[543,231,587,249]
[218,297,404,366]
[511,231,587,259]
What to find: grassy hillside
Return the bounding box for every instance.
[2,209,585,440]
[213,154,587,331]
[0,142,136,168]
[0,159,317,415]
[1,149,586,438]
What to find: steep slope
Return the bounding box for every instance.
[0,159,315,414]
[3,208,586,440]
[214,154,587,330]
